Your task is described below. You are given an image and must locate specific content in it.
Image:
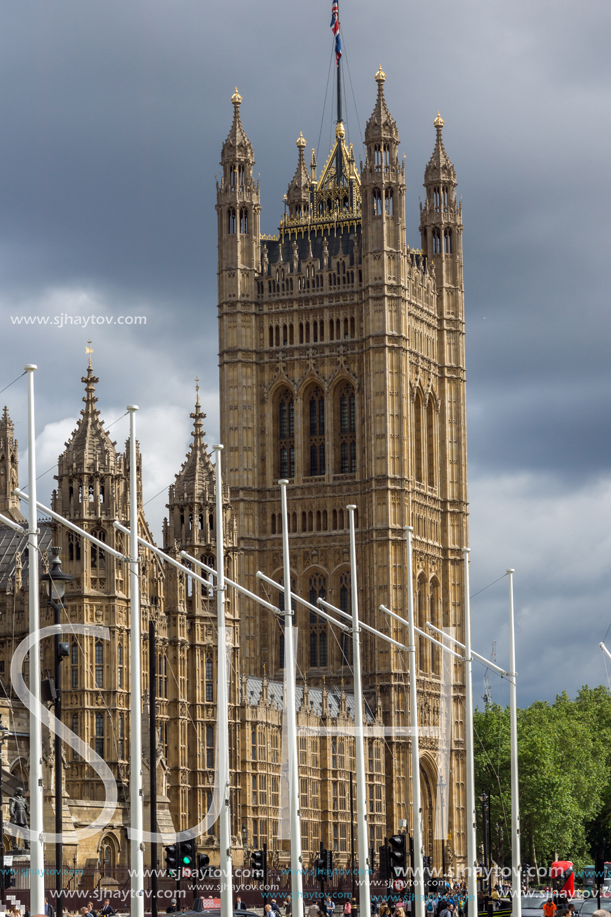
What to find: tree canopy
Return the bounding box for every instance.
[473,685,611,870]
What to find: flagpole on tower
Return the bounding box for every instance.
[331,0,343,183]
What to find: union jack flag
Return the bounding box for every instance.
[330,1,342,65]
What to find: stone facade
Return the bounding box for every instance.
[216,69,468,868]
[0,64,469,881]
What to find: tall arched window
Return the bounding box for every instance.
[414,392,424,484]
[430,579,440,676]
[228,207,237,234]
[373,188,382,216]
[95,640,104,688]
[444,228,452,254]
[72,713,79,761]
[308,574,327,668]
[339,571,352,665]
[385,188,394,216]
[427,398,436,488]
[307,387,326,477]
[206,725,214,768]
[277,388,295,479]
[240,207,249,234]
[417,576,428,672]
[432,227,441,254]
[91,528,106,570]
[206,655,214,702]
[337,383,356,474]
[95,712,105,758]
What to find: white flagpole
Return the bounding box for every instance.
[214,445,234,917]
[507,570,521,917]
[25,364,44,914]
[347,506,371,916]
[127,405,144,916]
[279,480,303,911]
[406,527,424,917]
[462,549,477,916]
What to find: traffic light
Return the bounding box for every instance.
[165,843,179,877]
[369,847,376,873]
[423,855,433,894]
[324,849,333,878]
[388,834,407,883]
[316,853,327,880]
[180,838,196,873]
[251,848,266,882]
[5,867,15,888]
[198,852,211,880]
[379,843,390,882]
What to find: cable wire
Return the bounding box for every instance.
[0,371,26,398]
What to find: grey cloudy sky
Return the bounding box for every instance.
[1,0,610,708]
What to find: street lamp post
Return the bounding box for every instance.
[40,546,74,916]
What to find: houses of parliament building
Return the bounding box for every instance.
[0,64,469,886]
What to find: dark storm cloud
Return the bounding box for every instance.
[1,0,611,705]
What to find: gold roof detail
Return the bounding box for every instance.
[231,87,242,107]
[296,131,306,149]
[434,111,444,129]
[375,65,386,83]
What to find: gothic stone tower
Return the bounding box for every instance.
[218,67,468,868]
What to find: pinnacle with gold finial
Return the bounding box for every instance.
[375,65,386,84]
[434,111,444,129]
[195,376,200,406]
[231,87,242,107]
[86,338,93,369]
[296,131,306,150]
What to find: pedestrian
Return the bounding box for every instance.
[344,901,352,916]
[542,900,557,917]
[272,900,282,915]
[308,902,320,917]
[235,897,247,911]
[45,900,55,917]
[264,905,273,917]
[166,901,178,915]
[284,896,292,916]
[87,904,98,917]
[439,901,453,917]
[100,901,116,917]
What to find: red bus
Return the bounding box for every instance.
[551,862,575,898]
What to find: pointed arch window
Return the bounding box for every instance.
[384,188,394,216]
[240,207,249,234]
[206,725,214,768]
[417,576,428,673]
[228,207,237,234]
[277,388,295,479]
[95,640,104,688]
[430,580,440,675]
[91,528,106,570]
[427,398,436,488]
[118,713,125,760]
[373,188,382,216]
[444,228,452,254]
[206,655,214,702]
[117,642,123,689]
[337,383,356,474]
[71,642,79,688]
[414,392,424,484]
[432,227,441,254]
[95,712,105,758]
[72,713,80,760]
[308,574,327,668]
[307,387,326,477]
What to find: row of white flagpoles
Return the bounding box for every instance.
[0,366,522,917]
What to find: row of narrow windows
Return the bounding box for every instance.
[227,207,249,235]
[228,164,245,188]
[69,482,105,503]
[414,392,437,488]
[70,710,126,761]
[270,506,359,535]
[269,317,356,347]
[431,228,453,255]
[277,385,356,479]
[432,186,449,210]
[417,576,446,676]
[374,143,391,168]
[277,572,353,669]
[260,271,361,297]
[178,511,214,531]
[372,187,394,217]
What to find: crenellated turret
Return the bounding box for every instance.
[0,406,24,522]
[361,66,406,255]
[419,112,463,299]
[216,87,261,283]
